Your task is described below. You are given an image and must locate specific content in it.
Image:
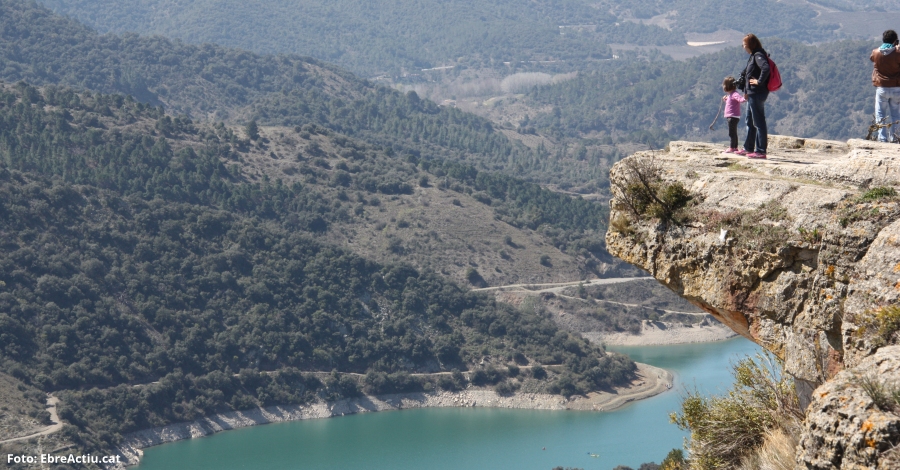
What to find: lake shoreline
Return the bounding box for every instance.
[113,363,672,468]
[587,321,738,347]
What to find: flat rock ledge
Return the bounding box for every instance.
[112,363,670,468]
[607,136,900,384]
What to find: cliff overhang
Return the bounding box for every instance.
[606,136,900,467]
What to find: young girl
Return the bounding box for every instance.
[722,76,746,153]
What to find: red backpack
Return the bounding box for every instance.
[767,56,783,92]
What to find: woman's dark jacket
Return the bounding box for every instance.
[742,48,770,96]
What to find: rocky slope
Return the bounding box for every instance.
[605,136,900,468]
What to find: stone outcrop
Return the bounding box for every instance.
[799,346,900,469]
[605,136,900,468]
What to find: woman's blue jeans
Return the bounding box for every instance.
[744,93,768,153]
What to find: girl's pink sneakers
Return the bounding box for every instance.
[747,152,767,159]
[734,149,749,156]
[723,148,738,153]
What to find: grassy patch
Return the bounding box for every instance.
[855,374,900,412]
[797,226,823,244]
[854,304,900,349]
[861,186,898,202]
[609,213,634,234]
[696,200,792,253]
[726,162,757,172]
[838,186,899,227]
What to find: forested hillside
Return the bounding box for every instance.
[0,82,634,452]
[5,2,882,188]
[0,0,619,298]
[1,0,616,282]
[524,39,874,146]
[0,1,643,457]
[596,0,843,39]
[3,0,626,188]
[36,0,681,76]
[37,0,886,78]
[0,0,567,181]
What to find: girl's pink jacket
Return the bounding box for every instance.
[724,91,746,118]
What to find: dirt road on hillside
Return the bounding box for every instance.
[0,396,62,445]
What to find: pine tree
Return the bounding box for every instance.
[245,120,260,141]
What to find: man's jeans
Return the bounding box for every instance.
[875,86,900,142]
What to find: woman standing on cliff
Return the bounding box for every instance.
[735,34,770,159]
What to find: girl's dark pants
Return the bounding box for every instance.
[727,117,739,149]
[744,92,768,153]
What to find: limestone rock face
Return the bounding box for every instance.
[799,346,900,469]
[605,137,900,467]
[607,138,900,381]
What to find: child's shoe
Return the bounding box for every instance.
[723,147,737,153]
[734,149,749,156]
[747,152,767,159]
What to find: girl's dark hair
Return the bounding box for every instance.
[723,76,736,92]
[743,33,762,51]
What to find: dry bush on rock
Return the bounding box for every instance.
[611,156,691,227]
[671,353,803,470]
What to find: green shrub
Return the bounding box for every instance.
[465,267,486,287]
[648,181,691,219]
[470,367,504,386]
[363,371,420,395]
[611,156,691,225]
[437,374,463,391]
[244,120,260,141]
[660,449,686,470]
[861,186,897,201]
[494,381,513,396]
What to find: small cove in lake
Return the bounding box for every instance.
[136,337,760,470]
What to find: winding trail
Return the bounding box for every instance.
[472,276,651,293]
[480,276,733,346]
[475,276,706,316]
[552,293,707,316]
[124,366,565,391]
[0,396,62,445]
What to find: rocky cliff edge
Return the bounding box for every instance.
[606,136,900,468]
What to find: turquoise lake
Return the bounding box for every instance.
[137,337,760,470]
